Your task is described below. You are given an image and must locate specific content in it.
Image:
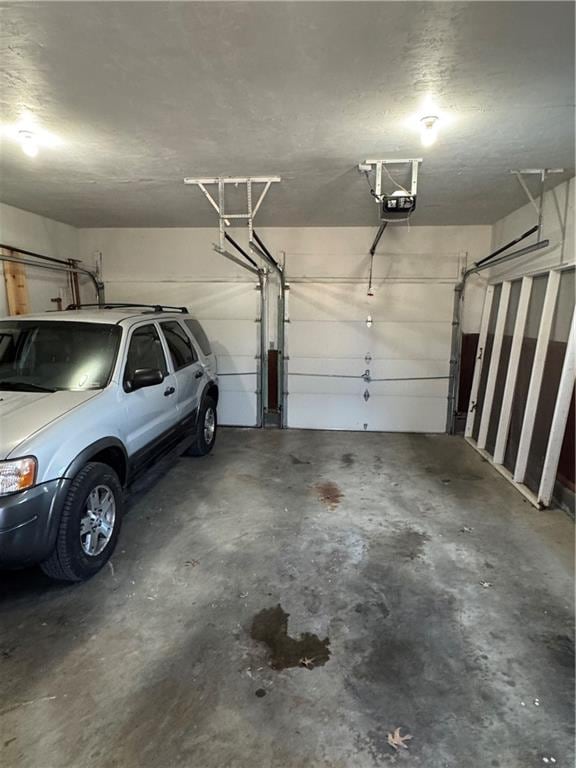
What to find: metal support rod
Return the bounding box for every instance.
[475,225,538,267]
[511,168,564,240]
[251,230,287,427]
[258,271,268,428]
[218,178,225,250]
[369,222,388,257]
[0,243,74,267]
[537,170,546,240]
[253,181,272,218]
[466,239,550,278]
[0,253,104,303]
[252,230,281,271]
[367,222,388,295]
[224,233,260,270]
[212,245,261,276]
[512,172,540,216]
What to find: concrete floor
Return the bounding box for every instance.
[1,429,574,768]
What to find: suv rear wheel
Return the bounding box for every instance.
[186,396,217,456]
[40,462,123,582]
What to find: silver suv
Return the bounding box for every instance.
[0,304,219,581]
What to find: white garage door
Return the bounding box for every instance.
[286,273,455,432]
[105,281,260,426]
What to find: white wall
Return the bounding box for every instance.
[78,224,491,429]
[0,203,95,313]
[79,224,492,330]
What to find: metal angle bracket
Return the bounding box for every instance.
[510,168,564,236]
[184,176,281,248]
[358,158,423,200]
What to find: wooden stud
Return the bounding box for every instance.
[3,252,29,315]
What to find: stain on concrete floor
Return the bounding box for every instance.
[251,604,330,670]
[314,480,343,509]
[0,429,573,768]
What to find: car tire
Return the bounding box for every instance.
[186,396,217,457]
[40,462,123,582]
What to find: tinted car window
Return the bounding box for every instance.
[0,321,121,392]
[161,321,197,370]
[124,324,167,389]
[184,319,212,356]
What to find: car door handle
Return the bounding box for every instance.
[164,386,175,397]
[194,370,203,379]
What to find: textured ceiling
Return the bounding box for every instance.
[0,1,574,228]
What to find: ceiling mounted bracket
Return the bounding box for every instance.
[358,158,423,200]
[510,168,564,238]
[184,175,281,249]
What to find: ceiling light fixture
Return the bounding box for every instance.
[18,130,39,158]
[420,115,439,147]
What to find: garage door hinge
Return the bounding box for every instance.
[363,389,370,401]
[362,369,372,382]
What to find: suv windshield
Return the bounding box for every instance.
[0,321,121,392]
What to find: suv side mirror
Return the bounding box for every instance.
[130,368,164,391]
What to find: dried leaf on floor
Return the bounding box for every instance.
[387,727,413,751]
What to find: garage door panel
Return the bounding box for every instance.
[287,252,460,280]
[289,356,448,376]
[288,394,364,430]
[288,394,446,432]
[364,396,446,432]
[288,358,448,396]
[216,354,257,375]
[288,321,451,360]
[370,358,449,379]
[105,281,258,320]
[105,281,259,427]
[288,378,447,397]
[288,374,362,395]
[201,319,259,357]
[286,271,453,432]
[289,282,454,322]
[217,391,257,427]
[217,373,256,394]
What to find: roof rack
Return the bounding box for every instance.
[66,303,188,314]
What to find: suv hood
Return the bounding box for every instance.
[0,390,98,460]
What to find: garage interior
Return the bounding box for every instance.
[0,2,574,767]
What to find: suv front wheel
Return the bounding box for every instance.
[41,462,123,582]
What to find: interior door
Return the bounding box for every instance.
[120,322,178,458]
[159,320,204,427]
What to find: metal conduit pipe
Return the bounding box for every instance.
[0,253,105,304]
[446,238,551,434]
[0,243,76,267]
